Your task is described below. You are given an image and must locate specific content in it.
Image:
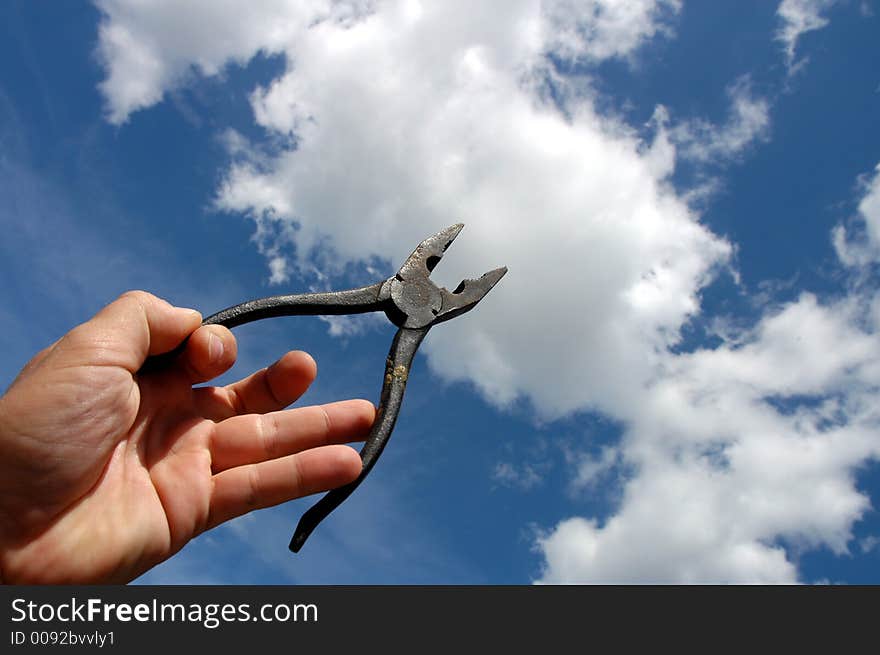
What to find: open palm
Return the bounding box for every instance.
[0,291,374,583]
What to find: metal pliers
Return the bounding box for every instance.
[199,224,506,552]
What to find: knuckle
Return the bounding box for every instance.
[244,466,261,509]
[290,454,304,494]
[118,289,153,307]
[226,386,246,415]
[259,414,281,459]
[319,405,333,437]
[262,365,284,407]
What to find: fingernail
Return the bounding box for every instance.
[208,332,224,362]
[176,307,202,325]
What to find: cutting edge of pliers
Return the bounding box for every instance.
[197,224,506,552]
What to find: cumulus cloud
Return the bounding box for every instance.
[94,0,374,124]
[539,291,880,582]
[775,0,838,71]
[538,166,880,582]
[96,1,880,583]
[96,0,682,125]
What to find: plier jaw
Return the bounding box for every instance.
[380,223,507,329]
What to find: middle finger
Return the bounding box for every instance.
[209,399,375,473]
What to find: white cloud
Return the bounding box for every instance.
[833,163,880,267]
[665,76,771,165]
[537,184,880,583]
[266,255,290,284]
[96,1,880,583]
[541,0,681,63]
[94,0,375,124]
[493,461,544,491]
[96,0,681,125]
[569,446,619,491]
[775,0,838,71]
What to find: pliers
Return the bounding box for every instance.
[199,224,506,552]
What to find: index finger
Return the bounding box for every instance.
[193,351,317,421]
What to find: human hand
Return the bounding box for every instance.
[0,291,374,583]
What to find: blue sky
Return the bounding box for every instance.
[1,1,879,583]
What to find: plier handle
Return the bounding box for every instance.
[199,224,506,552]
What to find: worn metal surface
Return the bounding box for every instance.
[198,224,506,552]
[288,325,428,552]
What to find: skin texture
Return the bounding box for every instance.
[0,291,375,583]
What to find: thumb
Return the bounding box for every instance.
[67,290,202,373]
